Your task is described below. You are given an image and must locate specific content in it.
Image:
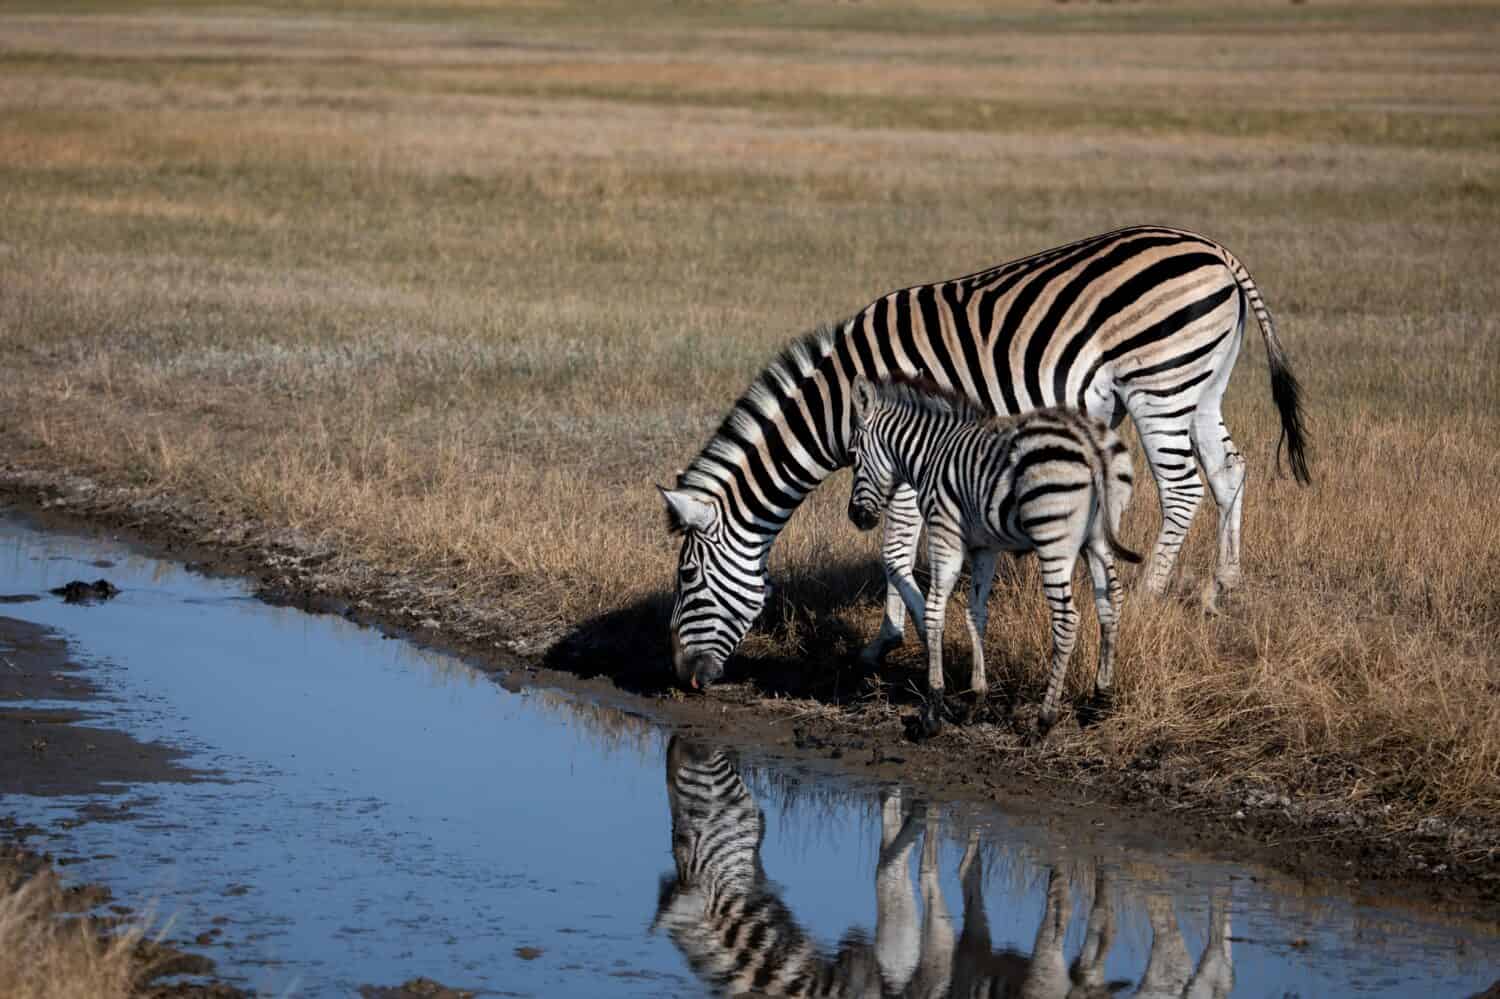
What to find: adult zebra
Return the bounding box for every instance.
[661,225,1309,690]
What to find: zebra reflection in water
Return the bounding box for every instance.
[654,735,1233,999]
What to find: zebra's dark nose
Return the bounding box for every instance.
[686,653,722,690]
[848,503,880,531]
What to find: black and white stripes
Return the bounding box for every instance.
[661,225,1309,689]
[846,378,1139,735]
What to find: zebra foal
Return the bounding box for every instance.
[845,377,1139,737]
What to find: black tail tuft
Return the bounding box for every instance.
[1108,532,1143,565]
[1270,357,1311,485]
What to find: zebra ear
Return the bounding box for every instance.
[659,486,717,535]
[851,376,878,427]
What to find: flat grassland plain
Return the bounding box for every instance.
[2,1,1498,867]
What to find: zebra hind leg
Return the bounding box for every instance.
[961,549,998,719]
[1192,405,1246,612]
[1079,546,1121,726]
[1127,401,1207,598]
[1033,546,1082,742]
[860,484,924,668]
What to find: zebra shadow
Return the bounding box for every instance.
[542,552,886,702]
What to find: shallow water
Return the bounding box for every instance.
[0,513,1494,998]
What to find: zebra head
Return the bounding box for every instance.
[659,487,770,690]
[846,376,898,532]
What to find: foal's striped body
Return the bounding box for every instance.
[846,378,1138,735]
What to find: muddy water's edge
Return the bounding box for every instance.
[0,615,244,998]
[2,463,1496,924]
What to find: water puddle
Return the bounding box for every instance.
[0,513,1495,997]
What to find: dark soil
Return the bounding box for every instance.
[2,464,1498,925]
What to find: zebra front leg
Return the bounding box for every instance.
[964,548,997,710]
[1035,547,1081,740]
[860,484,924,666]
[919,538,964,736]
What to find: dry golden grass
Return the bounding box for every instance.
[0,861,142,999]
[1,0,1498,828]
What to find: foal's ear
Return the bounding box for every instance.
[850,376,878,428]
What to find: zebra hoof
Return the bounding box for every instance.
[1078,689,1114,728]
[1199,580,1222,616]
[1024,711,1057,747]
[904,697,946,742]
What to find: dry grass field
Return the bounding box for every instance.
[1,0,1498,833]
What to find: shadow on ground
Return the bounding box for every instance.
[541,552,1048,725]
[544,554,895,703]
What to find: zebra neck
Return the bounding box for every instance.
[676,326,848,550]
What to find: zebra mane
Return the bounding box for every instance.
[673,320,844,503]
[871,374,991,425]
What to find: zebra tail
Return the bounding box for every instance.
[1223,248,1312,485]
[1106,521,1142,565]
[1092,463,1141,564]
[1073,413,1142,565]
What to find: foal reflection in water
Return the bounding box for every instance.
[654,736,1232,999]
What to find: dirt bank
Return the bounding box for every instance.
[2,463,1497,925]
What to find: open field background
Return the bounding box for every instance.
[2,1,1498,835]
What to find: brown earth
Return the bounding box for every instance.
[2,465,1497,927]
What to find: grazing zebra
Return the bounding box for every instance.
[846,377,1139,735]
[661,225,1308,691]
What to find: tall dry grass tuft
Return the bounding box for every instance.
[0,864,143,999]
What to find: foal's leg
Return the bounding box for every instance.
[861,484,924,665]
[1083,545,1123,707]
[1035,541,1082,738]
[919,525,965,733]
[964,549,997,702]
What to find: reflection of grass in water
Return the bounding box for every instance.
[524,687,665,763]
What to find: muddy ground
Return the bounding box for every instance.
[2,463,1498,927]
[0,613,482,998]
[0,615,242,998]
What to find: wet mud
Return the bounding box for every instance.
[0,466,1497,925]
[0,616,197,796]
